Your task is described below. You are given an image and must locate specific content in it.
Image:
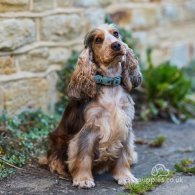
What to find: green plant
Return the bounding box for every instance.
[126,171,174,195]
[182,60,195,92]
[55,50,79,114]
[0,110,59,179]
[149,135,166,147]
[175,158,195,175]
[136,49,195,123]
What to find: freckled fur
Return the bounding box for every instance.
[45,24,142,188]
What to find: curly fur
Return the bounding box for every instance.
[45,23,142,188]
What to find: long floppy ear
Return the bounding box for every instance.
[67,48,97,99]
[122,44,142,93]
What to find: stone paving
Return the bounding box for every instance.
[0,120,195,195]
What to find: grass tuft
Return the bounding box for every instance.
[175,158,195,175]
[149,135,166,147]
[126,171,174,195]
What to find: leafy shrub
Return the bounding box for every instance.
[55,50,79,114]
[0,110,59,179]
[182,60,195,92]
[135,49,195,123]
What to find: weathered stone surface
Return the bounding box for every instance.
[0,19,36,51]
[73,0,98,7]
[109,7,157,29]
[110,8,133,29]
[183,0,195,20]
[1,120,195,194]
[41,14,85,42]
[0,0,195,115]
[170,42,190,67]
[84,9,105,28]
[0,0,29,12]
[33,0,54,12]
[2,78,49,115]
[46,71,58,113]
[18,47,49,72]
[160,3,180,23]
[73,0,113,7]
[48,48,70,65]
[97,0,113,6]
[18,47,70,72]
[57,0,72,7]
[0,56,16,75]
[0,0,28,4]
[131,8,158,29]
[0,87,4,115]
[151,48,170,66]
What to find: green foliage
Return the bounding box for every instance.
[149,135,166,147]
[175,159,195,175]
[0,110,59,179]
[182,60,195,92]
[55,50,79,114]
[136,49,195,123]
[126,171,174,195]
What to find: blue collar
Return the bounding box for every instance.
[94,75,122,86]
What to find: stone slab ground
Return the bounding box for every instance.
[0,120,195,195]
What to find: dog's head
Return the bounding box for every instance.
[84,24,126,66]
[68,24,142,99]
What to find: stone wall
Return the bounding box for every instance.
[0,0,195,115]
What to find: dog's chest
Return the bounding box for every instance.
[91,86,135,161]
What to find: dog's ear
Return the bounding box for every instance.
[122,44,142,92]
[68,33,97,99]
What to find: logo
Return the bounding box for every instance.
[151,164,170,177]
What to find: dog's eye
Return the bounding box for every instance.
[95,37,103,44]
[113,31,119,38]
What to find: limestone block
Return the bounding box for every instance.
[183,0,195,20]
[73,0,99,7]
[48,48,70,65]
[110,8,133,29]
[0,19,36,51]
[170,43,190,67]
[33,0,54,12]
[2,78,49,115]
[160,3,180,23]
[131,8,157,29]
[0,0,29,12]
[0,56,16,75]
[18,47,49,72]
[18,47,70,72]
[84,9,105,29]
[0,86,4,115]
[46,71,58,113]
[109,7,157,29]
[41,14,85,42]
[57,0,72,7]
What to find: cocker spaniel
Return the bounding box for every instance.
[45,23,142,188]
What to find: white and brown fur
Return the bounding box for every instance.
[44,24,142,188]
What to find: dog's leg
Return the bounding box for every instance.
[112,132,138,185]
[68,125,98,188]
[128,130,138,165]
[46,128,68,176]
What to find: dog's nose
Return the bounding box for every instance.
[111,42,121,52]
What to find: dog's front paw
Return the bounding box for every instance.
[114,173,138,185]
[73,177,95,188]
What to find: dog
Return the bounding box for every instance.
[45,23,142,188]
